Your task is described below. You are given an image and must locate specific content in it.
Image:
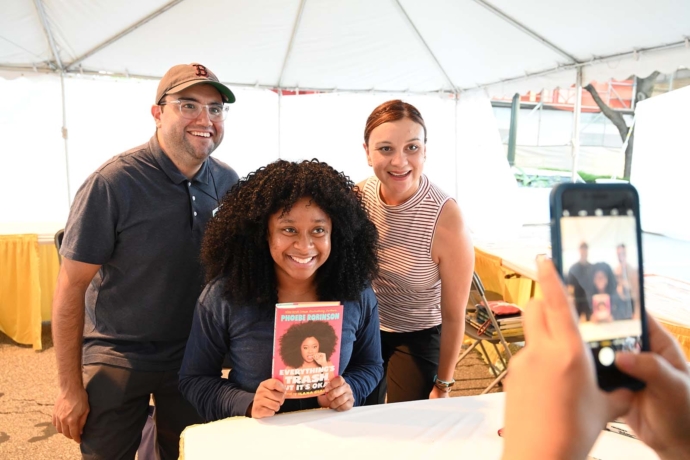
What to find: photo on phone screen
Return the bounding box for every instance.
[551,184,648,391]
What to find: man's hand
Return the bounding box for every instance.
[52,387,90,443]
[251,379,286,419]
[51,258,100,443]
[317,376,354,411]
[502,258,631,460]
[615,314,690,460]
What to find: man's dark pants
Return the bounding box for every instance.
[80,364,203,460]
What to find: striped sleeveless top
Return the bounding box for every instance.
[362,174,452,332]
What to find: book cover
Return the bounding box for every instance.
[272,302,344,399]
[591,293,613,323]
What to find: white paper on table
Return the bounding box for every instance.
[588,430,656,459]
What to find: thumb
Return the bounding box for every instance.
[603,388,634,421]
[263,378,286,392]
[615,352,681,393]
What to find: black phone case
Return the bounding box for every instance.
[549,182,649,392]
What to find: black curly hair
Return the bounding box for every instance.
[278,321,338,368]
[202,159,379,309]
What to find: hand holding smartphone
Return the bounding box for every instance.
[550,183,649,391]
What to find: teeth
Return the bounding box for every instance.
[291,256,313,264]
[390,171,409,176]
[191,131,211,138]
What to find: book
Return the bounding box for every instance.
[476,311,523,328]
[271,301,344,399]
[591,293,613,323]
[604,421,638,440]
[472,300,524,337]
[467,317,524,339]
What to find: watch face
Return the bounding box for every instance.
[435,377,454,386]
[434,381,453,392]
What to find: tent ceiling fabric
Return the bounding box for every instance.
[1,0,689,94]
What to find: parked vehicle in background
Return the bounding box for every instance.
[512,166,584,188]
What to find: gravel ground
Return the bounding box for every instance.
[0,326,501,459]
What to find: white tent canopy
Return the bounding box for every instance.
[3,0,690,95]
[1,0,690,240]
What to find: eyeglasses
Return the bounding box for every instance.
[159,99,230,122]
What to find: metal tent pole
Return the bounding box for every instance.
[60,73,72,205]
[570,67,583,182]
[278,90,282,159]
[33,0,72,206]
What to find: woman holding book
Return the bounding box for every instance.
[358,100,474,403]
[589,263,631,323]
[179,160,383,420]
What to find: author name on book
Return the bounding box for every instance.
[280,313,341,322]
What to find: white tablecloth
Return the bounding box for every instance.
[180,393,655,459]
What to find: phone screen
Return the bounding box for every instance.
[554,185,646,390]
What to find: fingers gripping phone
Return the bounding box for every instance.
[550,183,649,391]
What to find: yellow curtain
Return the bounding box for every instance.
[38,242,60,321]
[474,248,534,308]
[658,321,690,361]
[0,234,43,350]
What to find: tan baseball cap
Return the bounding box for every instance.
[155,63,235,104]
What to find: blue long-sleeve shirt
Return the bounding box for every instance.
[179,278,384,422]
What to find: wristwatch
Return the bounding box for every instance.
[433,374,455,392]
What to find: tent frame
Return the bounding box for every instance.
[6,0,687,198]
[3,0,685,93]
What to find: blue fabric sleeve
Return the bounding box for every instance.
[341,288,384,406]
[179,299,255,421]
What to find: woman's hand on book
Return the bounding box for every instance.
[251,379,286,419]
[317,376,354,412]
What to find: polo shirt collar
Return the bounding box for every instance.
[148,134,211,186]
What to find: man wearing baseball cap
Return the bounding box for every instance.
[52,63,239,459]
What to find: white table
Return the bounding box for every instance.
[180,393,655,459]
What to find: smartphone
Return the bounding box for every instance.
[550,183,649,391]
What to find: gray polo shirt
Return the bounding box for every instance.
[61,135,239,371]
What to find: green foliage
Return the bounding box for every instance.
[577,171,628,183]
[512,167,627,187]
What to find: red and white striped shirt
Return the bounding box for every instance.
[362,174,452,332]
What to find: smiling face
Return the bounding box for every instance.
[152,83,225,177]
[579,243,589,263]
[364,117,426,205]
[267,197,332,290]
[617,245,627,263]
[594,270,608,292]
[300,336,320,363]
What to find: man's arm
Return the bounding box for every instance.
[52,258,101,443]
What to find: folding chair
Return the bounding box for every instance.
[54,229,64,264]
[458,272,525,394]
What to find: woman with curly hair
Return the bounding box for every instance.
[279,321,337,395]
[358,100,474,403]
[179,159,383,421]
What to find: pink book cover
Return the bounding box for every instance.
[591,293,612,322]
[272,302,344,399]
